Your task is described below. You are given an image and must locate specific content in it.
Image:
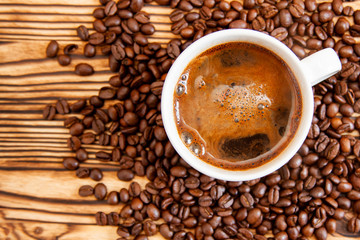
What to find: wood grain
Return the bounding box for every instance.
[0,0,359,239]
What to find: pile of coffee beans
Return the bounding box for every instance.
[43,0,360,239]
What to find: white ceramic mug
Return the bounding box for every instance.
[161,29,341,181]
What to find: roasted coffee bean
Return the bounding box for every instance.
[135,11,150,24]
[62,44,78,56]
[89,32,104,45]
[141,24,155,35]
[160,224,173,239]
[55,99,70,114]
[94,183,107,200]
[170,166,187,177]
[57,54,71,66]
[92,119,105,134]
[63,157,79,170]
[76,167,90,178]
[79,185,94,197]
[319,10,334,23]
[335,17,350,35]
[93,7,105,19]
[81,132,95,144]
[268,187,280,204]
[70,99,86,112]
[64,117,79,128]
[76,148,88,162]
[247,208,262,225]
[315,227,328,240]
[130,0,144,12]
[98,87,116,100]
[129,181,141,197]
[43,104,56,120]
[147,203,160,220]
[279,9,293,28]
[90,168,103,181]
[117,169,135,181]
[96,151,111,161]
[104,1,117,16]
[75,63,94,76]
[96,211,107,225]
[77,25,89,41]
[271,27,288,41]
[46,40,59,58]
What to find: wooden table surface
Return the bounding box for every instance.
[0,0,359,239]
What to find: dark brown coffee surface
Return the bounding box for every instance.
[174,42,302,170]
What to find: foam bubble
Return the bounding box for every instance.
[189,142,202,156]
[176,84,185,96]
[181,131,193,145]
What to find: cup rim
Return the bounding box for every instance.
[161,29,314,181]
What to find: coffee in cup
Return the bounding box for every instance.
[174,42,302,170]
[162,29,341,181]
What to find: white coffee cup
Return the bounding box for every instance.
[161,29,341,181]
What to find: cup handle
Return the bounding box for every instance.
[299,48,342,86]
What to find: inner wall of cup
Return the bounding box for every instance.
[162,29,314,181]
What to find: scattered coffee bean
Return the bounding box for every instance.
[43,104,56,120]
[63,157,79,170]
[79,185,94,197]
[94,183,107,200]
[90,168,103,181]
[75,63,94,76]
[46,40,59,58]
[77,25,89,41]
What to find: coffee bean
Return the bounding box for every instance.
[76,25,89,41]
[70,99,86,113]
[55,99,70,114]
[146,203,160,220]
[117,169,135,181]
[104,1,117,16]
[46,40,59,58]
[279,9,293,28]
[79,185,94,197]
[135,11,150,24]
[319,10,334,23]
[43,104,56,120]
[247,208,262,225]
[76,148,88,162]
[76,167,90,178]
[167,41,181,58]
[289,3,304,18]
[99,87,116,100]
[123,112,139,126]
[306,38,322,50]
[160,224,173,239]
[93,7,105,19]
[95,211,107,225]
[338,182,353,193]
[64,117,79,129]
[90,168,103,181]
[305,0,317,11]
[271,27,288,41]
[81,132,95,144]
[134,33,148,46]
[130,0,143,12]
[89,32,105,45]
[94,183,107,200]
[63,157,79,170]
[75,63,94,76]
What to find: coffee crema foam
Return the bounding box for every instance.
[174,42,302,170]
